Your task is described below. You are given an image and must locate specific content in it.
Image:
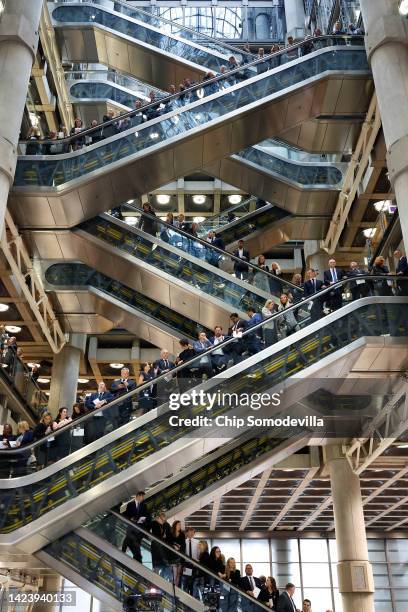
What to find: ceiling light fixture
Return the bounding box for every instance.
[126,199,135,204]
[77,378,89,384]
[110,363,124,369]
[374,200,392,213]
[5,325,21,333]
[37,377,50,384]
[363,227,377,239]
[397,443,408,448]
[228,195,242,205]
[27,362,41,368]
[193,216,205,223]
[399,0,408,16]
[0,303,9,312]
[192,194,206,205]
[156,194,171,205]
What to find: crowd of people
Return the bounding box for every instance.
[119,491,333,611]
[23,20,363,156]
[1,249,406,470]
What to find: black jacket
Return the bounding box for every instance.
[396,256,408,275]
[233,249,250,272]
[276,590,297,612]
[123,499,150,526]
[323,267,345,286]
[303,278,324,297]
[240,575,261,593]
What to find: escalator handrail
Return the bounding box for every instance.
[58,0,255,60]
[1,273,402,457]
[65,68,165,96]
[18,35,365,149]
[106,510,272,611]
[112,202,301,292]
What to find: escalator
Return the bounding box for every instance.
[33,208,300,334]
[11,37,371,228]
[51,0,254,89]
[43,262,213,354]
[66,69,345,230]
[0,278,406,554]
[39,511,275,611]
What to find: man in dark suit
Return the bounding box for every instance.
[111,367,136,426]
[277,583,300,611]
[84,381,114,442]
[210,325,231,373]
[303,269,325,322]
[323,258,345,311]
[245,307,263,355]
[154,349,175,404]
[121,491,150,562]
[228,312,246,363]
[193,331,213,379]
[240,564,262,612]
[347,261,369,301]
[395,249,408,295]
[233,239,250,280]
[206,230,225,267]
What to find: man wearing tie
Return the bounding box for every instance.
[233,239,250,280]
[240,564,262,612]
[303,269,324,322]
[394,249,408,295]
[84,381,114,442]
[228,312,246,362]
[154,349,175,405]
[323,258,345,311]
[121,490,150,562]
[193,331,213,379]
[182,527,199,594]
[277,583,300,612]
[111,367,136,426]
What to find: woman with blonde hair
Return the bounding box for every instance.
[262,298,278,345]
[371,255,393,295]
[223,557,241,609]
[253,254,270,293]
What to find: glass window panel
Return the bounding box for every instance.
[368,539,386,551]
[368,550,387,562]
[329,539,338,562]
[374,589,393,611]
[212,539,241,562]
[62,580,91,612]
[393,589,408,600]
[302,563,331,587]
[300,539,329,562]
[395,604,408,612]
[387,539,408,563]
[390,563,408,581]
[247,562,272,579]
[242,539,269,562]
[300,588,333,611]
[334,589,344,612]
[372,563,390,588]
[271,539,299,562]
[271,562,301,588]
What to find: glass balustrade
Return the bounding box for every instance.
[15,44,368,190]
[234,146,344,187]
[53,0,252,63]
[0,286,405,533]
[78,214,280,305]
[44,531,194,611]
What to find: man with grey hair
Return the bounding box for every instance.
[111,366,136,426]
[154,349,175,405]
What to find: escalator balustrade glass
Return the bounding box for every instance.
[0,285,405,532]
[15,43,368,188]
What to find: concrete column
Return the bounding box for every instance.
[35,575,62,612]
[360,0,408,249]
[284,0,305,39]
[0,0,43,230]
[303,240,328,280]
[327,445,375,612]
[48,334,86,416]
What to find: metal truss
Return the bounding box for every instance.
[0,210,66,353]
[321,94,382,254]
[346,381,408,474]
